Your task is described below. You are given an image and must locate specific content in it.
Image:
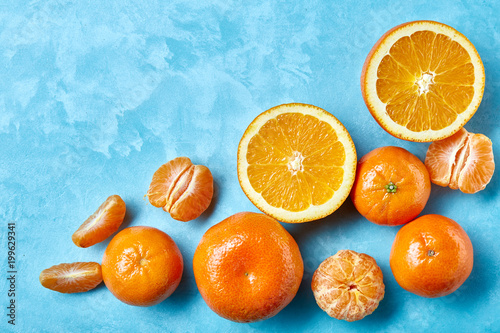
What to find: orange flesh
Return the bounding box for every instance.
[246,113,346,212]
[376,31,474,132]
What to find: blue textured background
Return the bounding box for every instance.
[1,1,499,332]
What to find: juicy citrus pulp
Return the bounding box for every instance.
[237,103,357,223]
[361,20,485,142]
[311,250,385,322]
[39,262,102,293]
[425,127,495,193]
[72,195,126,248]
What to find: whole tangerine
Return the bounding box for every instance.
[193,212,304,323]
[351,146,431,226]
[390,214,473,298]
[102,226,183,306]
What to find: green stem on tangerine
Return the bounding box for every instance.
[385,182,397,193]
[428,250,435,257]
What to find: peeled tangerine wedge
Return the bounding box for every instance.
[72,195,126,248]
[237,103,357,223]
[39,262,102,293]
[361,21,485,142]
[147,157,213,222]
[312,250,385,322]
[425,128,495,194]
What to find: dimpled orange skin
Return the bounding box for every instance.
[351,146,431,226]
[102,226,183,306]
[311,250,385,322]
[390,214,473,298]
[192,212,304,323]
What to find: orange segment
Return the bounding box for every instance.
[72,195,126,248]
[39,262,102,293]
[425,127,495,193]
[237,104,357,223]
[361,21,485,142]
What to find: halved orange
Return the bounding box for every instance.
[425,127,495,193]
[361,21,485,142]
[237,103,357,223]
[39,262,103,293]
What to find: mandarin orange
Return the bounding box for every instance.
[102,226,183,306]
[425,127,495,193]
[193,212,303,322]
[351,146,431,225]
[390,214,473,298]
[147,157,213,222]
[312,250,385,322]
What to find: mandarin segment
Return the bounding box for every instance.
[361,20,485,142]
[237,103,357,223]
[72,195,126,248]
[458,133,495,193]
[39,262,102,294]
[147,157,213,222]
[312,250,385,322]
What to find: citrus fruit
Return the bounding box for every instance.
[147,157,213,222]
[425,127,495,194]
[390,214,473,298]
[351,146,431,226]
[193,212,303,323]
[72,195,126,248]
[311,250,385,322]
[39,262,102,293]
[237,103,357,223]
[361,20,485,142]
[102,226,183,306]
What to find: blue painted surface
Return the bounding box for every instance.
[1,1,499,332]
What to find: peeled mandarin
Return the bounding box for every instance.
[147,157,213,221]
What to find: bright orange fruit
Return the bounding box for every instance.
[361,21,485,142]
[425,127,495,193]
[72,195,126,248]
[237,103,357,223]
[147,157,213,222]
[311,250,385,322]
[193,212,303,323]
[351,146,431,225]
[102,226,183,306]
[390,214,473,298]
[39,262,102,293]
